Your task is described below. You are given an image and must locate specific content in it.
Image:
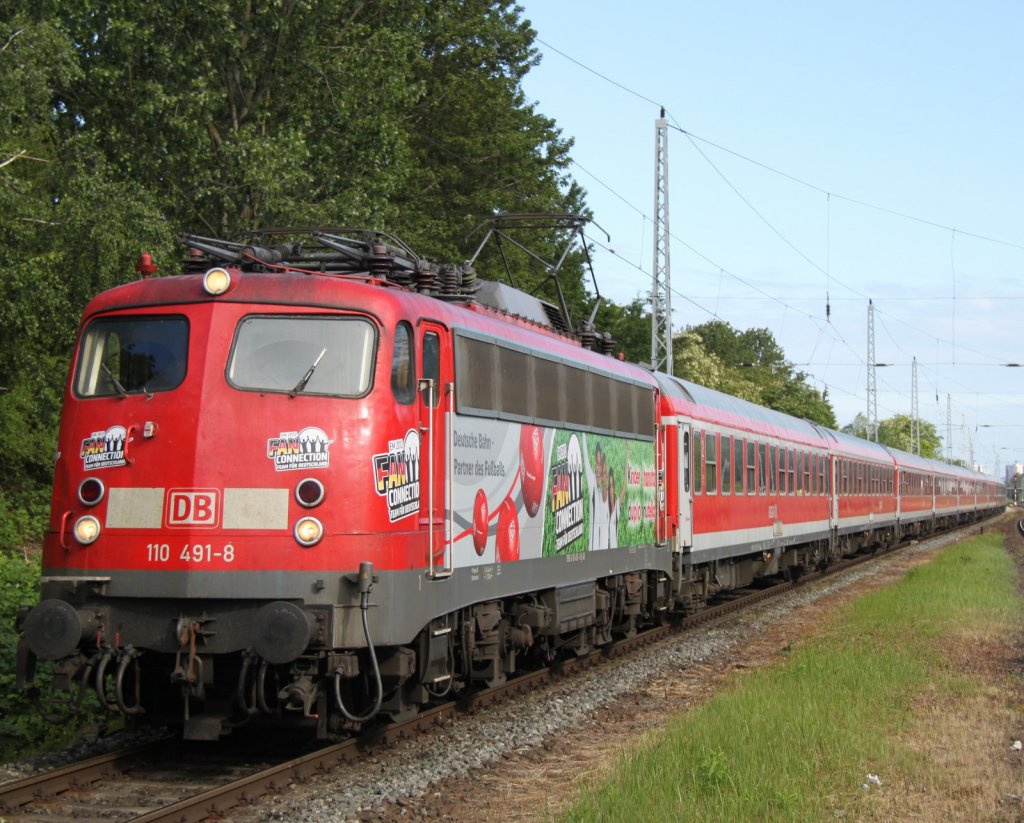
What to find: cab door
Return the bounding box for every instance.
[418,321,452,577]
[676,423,693,550]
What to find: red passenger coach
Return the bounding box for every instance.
[658,376,837,609]
[826,429,899,550]
[16,223,1005,740]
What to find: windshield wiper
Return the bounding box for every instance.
[101,364,128,398]
[290,348,326,397]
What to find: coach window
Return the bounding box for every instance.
[721,435,732,494]
[769,445,778,495]
[705,432,718,494]
[683,430,691,493]
[787,449,795,495]
[734,438,744,494]
[746,441,756,494]
[390,322,415,404]
[804,453,811,494]
[693,430,703,494]
[796,452,804,494]
[758,443,767,494]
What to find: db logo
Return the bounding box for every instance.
[166,489,219,527]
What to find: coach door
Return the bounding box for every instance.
[418,321,452,578]
[677,423,693,550]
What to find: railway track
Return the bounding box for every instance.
[0,521,991,823]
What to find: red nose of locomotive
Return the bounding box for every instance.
[30,270,396,668]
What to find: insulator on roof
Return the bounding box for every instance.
[368,244,393,279]
[440,264,460,295]
[414,262,438,294]
[460,262,478,297]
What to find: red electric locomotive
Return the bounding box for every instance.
[17,224,672,738]
[16,222,1005,739]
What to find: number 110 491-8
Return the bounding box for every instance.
[146,543,236,563]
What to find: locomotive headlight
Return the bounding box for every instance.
[295,477,325,508]
[294,516,323,547]
[74,515,101,545]
[202,267,233,295]
[77,477,105,506]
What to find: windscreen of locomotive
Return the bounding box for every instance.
[227,316,375,395]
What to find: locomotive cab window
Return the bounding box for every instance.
[228,315,375,396]
[75,315,189,398]
[421,331,440,407]
[391,322,415,404]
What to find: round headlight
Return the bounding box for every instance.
[295,478,325,508]
[294,516,323,547]
[202,267,232,295]
[74,515,101,545]
[77,477,106,507]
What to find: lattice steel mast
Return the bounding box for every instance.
[911,356,920,454]
[651,109,672,374]
[946,394,952,462]
[867,299,878,441]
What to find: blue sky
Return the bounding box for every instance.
[518,0,1024,475]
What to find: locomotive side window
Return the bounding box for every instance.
[499,346,531,417]
[591,369,614,431]
[534,357,565,421]
[422,331,440,408]
[228,315,374,396]
[453,332,655,439]
[391,322,415,404]
[75,315,188,398]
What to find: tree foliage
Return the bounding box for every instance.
[0,1,588,549]
[842,412,944,458]
[676,320,837,427]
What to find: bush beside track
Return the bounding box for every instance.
[0,550,106,762]
[563,526,1024,822]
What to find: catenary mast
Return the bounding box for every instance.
[651,109,672,374]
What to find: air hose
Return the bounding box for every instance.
[333,561,383,723]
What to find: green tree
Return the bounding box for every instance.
[841,413,944,458]
[677,320,837,427]
[877,414,943,458]
[0,2,588,549]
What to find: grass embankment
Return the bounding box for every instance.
[564,533,1023,822]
